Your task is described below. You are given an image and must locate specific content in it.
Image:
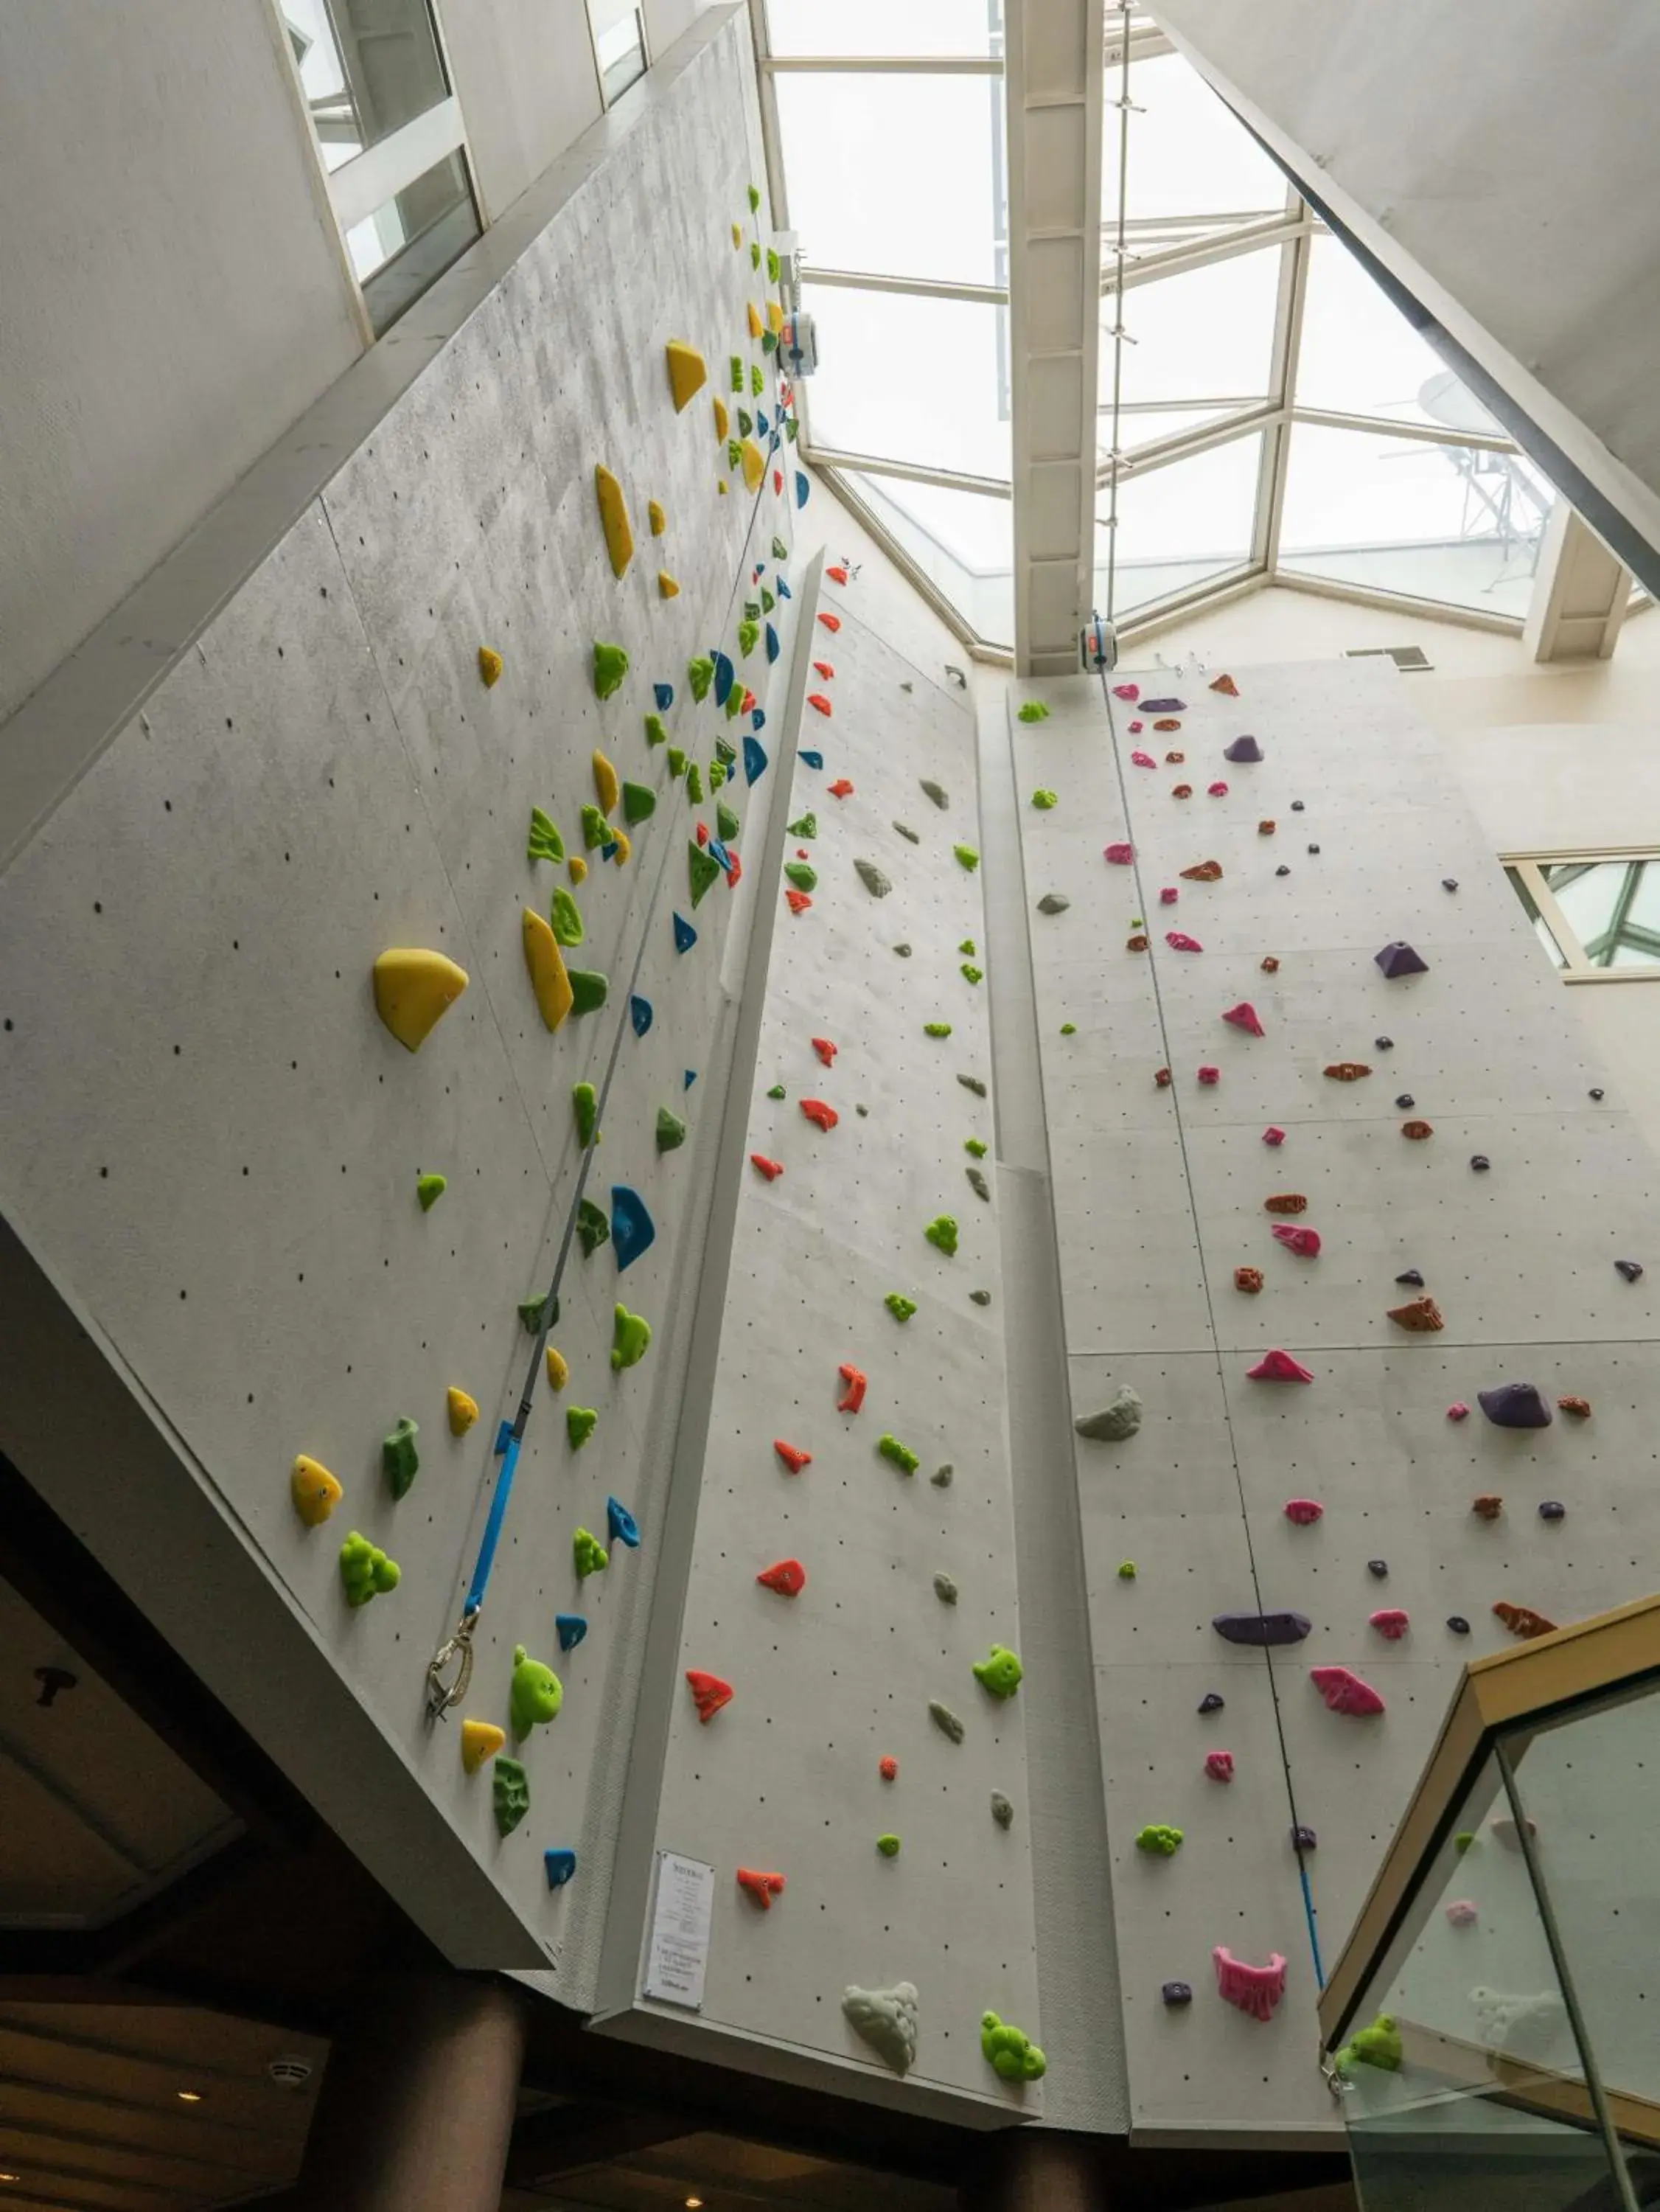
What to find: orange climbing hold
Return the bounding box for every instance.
[1493,1601,1558,1641]
[807,694,833,717]
[774,467,784,494]
[737,1866,787,1908]
[756,1559,806,1598]
[1402,1119,1434,1140]
[829,778,854,799]
[725,850,743,886]
[1558,1394,1592,1418]
[1235,1266,1264,1293]
[826,565,849,585]
[879,1755,899,1781]
[1180,860,1224,881]
[1263,1194,1308,1214]
[837,1363,868,1413]
[813,661,835,680]
[1210,673,1239,696]
[785,890,813,915]
[812,1037,837,1065]
[1472,1495,1504,1521]
[1387,1295,1445,1332]
[686,1669,734,1722]
[818,611,842,632]
[1153,717,1182,731]
[1260,956,1280,973]
[750,1153,784,1180]
[801,1097,839,1131]
[774,1439,813,1472]
[1324,1062,1372,1082]
[696,821,709,845]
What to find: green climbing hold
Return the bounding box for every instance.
[551,888,584,947]
[784,861,817,892]
[509,1643,562,1736]
[748,182,761,212]
[1030,789,1058,810]
[1117,1559,1137,1580]
[761,586,775,613]
[980,2012,1046,2083]
[730,355,744,392]
[666,746,686,779]
[786,417,798,442]
[688,655,715,702]
[966,1138,988,1158]
[686,762,704,804]
[581,803,607,849]
[728,437,744,472]
[750,241,761,271]
[878,1433,920,1475]
[716,800,740,842]
[340,1530,400,1607]
[737,619,759,657]
[773,536,789,561]
[924,1215,958,1256]
[1135,1824,1183,1856]
[593,641,630,700]
[573,1082,599,1146]
[961,965,983,984]
[1017,701,1051,723]
[750,364,764,396]
[737,417,754,446]
[885,1293,918,1323]
[416,1173,447,1211]
[969,1289,991,1307]
[519,1292,555,1332]
[655,1106,687,1154]
[876,1833,902,1859]
[958,1074,987,1097]
[382,1416,420,1500]
[714,734,738,766]
[954,844,980,871]
[973,1644,1023,1698]
[767,1084,786,1099]
[576,1198,610,1256]
[493,1756,530,1836]
[725,684,744,722]
[708,760,726,791]
[1336,2016,1403,2076]
[924,1023,952,1039]
[688,840,722,906]
[644,712,669,748]
[568,969,609,1015]
[959,939,976,955]
[767,246,780,282]
[1454,1832,1477,1857]
[528,807,565,863]
[566,1405,598,1450]
[787,813,817,838]
[622,782,656,826]
[612,1302,652,1369]
[573,1526,609,1577]
[1060,1023,1076,1036]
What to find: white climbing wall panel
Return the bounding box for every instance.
[613,578,1042,2118]
[1013,657,1660,2141]
[0,11,807,1987]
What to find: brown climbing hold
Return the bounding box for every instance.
[1126,933,1149,952]
[1558,1394,1592,1418]
[1154,717,1182,731]
[1154,1067,1172,1087]
[1493,1601,1558,1641]
[736,1866,787,1908]
[1235,1266,1264,1294]
[1180,860,1223,882]
[801,1097,838,1131]
[1472,1495,1504,1521]
[1210,674,1239,696]
[1263,1194,1308,1215]
[1171,783,1193,799]
[1387,1295,1444,1332]
[1258,820,1276,836]
[1260,956,1280,973]
[1325,1062,1372,1082]
[1401,1120,1434,1141]
[1165,750,1185,763]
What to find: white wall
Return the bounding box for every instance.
[441,0,602,219]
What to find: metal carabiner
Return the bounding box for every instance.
[424,1613,476,1723]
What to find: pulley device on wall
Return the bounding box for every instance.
[1081,612,1118,673]
[773,230,818,378]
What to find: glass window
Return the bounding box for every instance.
[1507,856,1660,977]
[1100,431,1261,616]
[1109,246,1282,414]
[766,0,1003,58]
[352,149,481,333]
[593,5,648,104]
[280,0,452,170]
[775,74,1003,287]
[1295,232,1495,432]
[1280,423,1552,617]
[840,472,1012,646]
[1103,52,1287,237]
[802,285,1010,479]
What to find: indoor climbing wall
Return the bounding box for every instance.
[614,571,1044,2116]
[0,12,811,1987]
[1013,657,1660,2138]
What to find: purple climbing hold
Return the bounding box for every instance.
[1367,1559,1389,1579]
[1291,1825,1317,1852]
[1395,1269,1424,1287]
[1616,1259,1644,1281]
[1375,941,1429,978]
[1539,1500,1566,1521]
[1198,1691,1225,1714]
[1479,1382,1553,1429]
[1141,698,1186,714]
[1213,1610,1311,1649]
[1223,735,1263,763]
[1471,1154,1490,1172]
[1395,1094,1415,1109]
[1447,1615,1471,1635]
[1162,1981,1193,2006]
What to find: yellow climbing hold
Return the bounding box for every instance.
[717,480,729,496]
[739,439,765,494]
[593,749,620,816]
[610,828,632,866]
[447,1388,479,1437]
[461,1719,506,1774]
[649,499,666,536]
[768,300,784,336]
[747,302,764,340]
[665,341,707,413]
[373,948,470,1052]
[546,1346,568,1391]
[714,396,730,442]
[658,571,680,599]
[568,855,587,886]
[290,1455,342,1528]
[523,908,573,1032]
[478,645,503,687]
[595,465,634,578]
[731,220,743,248]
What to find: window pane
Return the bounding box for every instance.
[1543,859,1660,970]
[766,0,1002,58]
[776,74,1002,286]
[1507,870,1570,969]
[1280,423,1552,616]
[282,0,450,171]
[803,285,1009,478]
[842,471,1012,645]
[594,10,647,103]
[1107,247,1282,414]
[353,150,481,334]
[1103,52,1286,232]
[1295,233,1496,432]
[1099,432,1262,616]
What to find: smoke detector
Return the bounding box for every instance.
[267,2054,314,2090]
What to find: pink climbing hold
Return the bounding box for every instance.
[1221,1002,1265,1037]
[1104,842,1134,865]
[1263,1127,1286,1147]
[879,1754,899,1781]
[1283,1498,1324,1525]
[774,1439,813,1472]
[1213,1947,1287,2023]
[737,1866,787,1908]
[1159,886,1179,905]
[1165,931,1203,952]
[1445,1899,1479,1928]
[1204,1750,1235,1783]
[1310,1665,1386,1717]
[1197,1065,1221,1085]
[750,1153,784,1180]
[1271,1225,1321,1259]
[807,693,833,717]
[1248,1349,1314,1383]
[837,1362,868,1414]
[1131,750,1156,768]
[756,1559,806,1597]
[829,779,854,799]
[800,1098,839,1131]
[1208,780,1230,797]
[1370,1609,1409,1639]
[774,468,784,494]
[812,1037,837,1065]
[1113,683,1139,700]
[1128,720,1143,733]
[1447,1402,1471,1422]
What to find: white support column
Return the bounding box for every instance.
[1006,0,1105,678]
[1524,503,1633,662]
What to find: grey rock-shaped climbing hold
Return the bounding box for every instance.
[856,860,893,898]
[1479,1382,1553,1429]
[969,1290,991,1307]
[1591,1088,1606,1102]
[893,821,920,844]
[933,1571,959,1604]
[929,1699,965,1742]
[1539,1500,1566,1521]
[1198,1691,1225,1714]
[920,779,949,810]
[1367,1559,1389,1579]
[1395,1094,1415,1110]
[842,1982,919,2076]
[893,943,912,959]
[1447,1615,1471,1635]
[958,1074,987,1097]
[1471,1154,1490,1171]
[1036,894,1070,915]
[1617,1259,1645,1281]
[991,1792,1014,1829]
[1375,940,1430,979]
[1162,1981,1193,2006]
[932,1464,955,1486]
[1075,1387,1143,1442]
[1375,1036,1394,1051]
[1395,1269,1424,1287]
[1213,1610,1311,1647]
[966,1166,990,1202]
[1307,843,1321,854]
[1443,877,1459,891]
[1223,735,1263,762]
[1291,1825,1317,1851]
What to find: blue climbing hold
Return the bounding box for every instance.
[607,1495,641,1548]
[601,839,619,861]
[630,994,653,1038]
[795,471,809,509]
[708,838,731,872]
[776,579,792,600]
[544,1848,578,1889]
[744,734,769,785]
[610,1185,656,1271]
[683,1069,697,1089]
[766,623,780,664]
[800,748,822,770]
[752,709,766,733]
[757,409,770,436]
[556,1613,587,1652]
[654,682,674,712]
[756,561,767,576]
[673,912,697,954]
[713,651,735,707]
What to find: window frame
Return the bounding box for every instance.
[1504,849,1660,984]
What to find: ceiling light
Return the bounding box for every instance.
[176,2090,203,2104]
[0,2171,18,2183]
[685,2199,704,2208]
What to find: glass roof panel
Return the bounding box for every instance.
[801,283,1010,479]
[1100,432,1260,616]
[1108,246,1281,413]
[775,72,1002,287]
[1294,232,1496,431]
[1103,52,1286,231]
[767,0,1002,57]
[842,471,1012,645]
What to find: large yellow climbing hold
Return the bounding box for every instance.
[713,396,730,442]
[731,220,743,248]
[546,1346,568,1391]
[610,829,632,867]
[658,571,680,599]
[747,302,764,341]
[739,439,766,494]
[461,1719,506,1774]
[568,855,588,886]
[478,645,503,687]
[768,300,784,337]
[594,465,634,578]
[665,340,708,413]
[290,1455,342,1527]
[373,948,470,1052]
[447,1388,479,1437]
[648,499,666,537]
[523,908,573,1032]
[593,749,620,816]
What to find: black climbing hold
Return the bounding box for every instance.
[1471,1154,1490,1172]
[1590,1088,1605,1101]
[1367,1559,1388,1579]
[1443,878,1458,891]
[1291,800,1305,811]
[1395,1094,1415,1110]
[1308,843,1320,854]
[1539,1500,1566,1522]
[1197,1691,1225,1714]
[1291,1824,1317,1852]
[1616,1259,1644,1281]
[1162,1981,1193,2007]
[1375,1037,1394,1051]
[1478,1381,1552,1429]
[1447,1616,1471,1635]
[1275,864,1290,877]
[1395,1269,1424,1287]
[1213,1610,1310,1648]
